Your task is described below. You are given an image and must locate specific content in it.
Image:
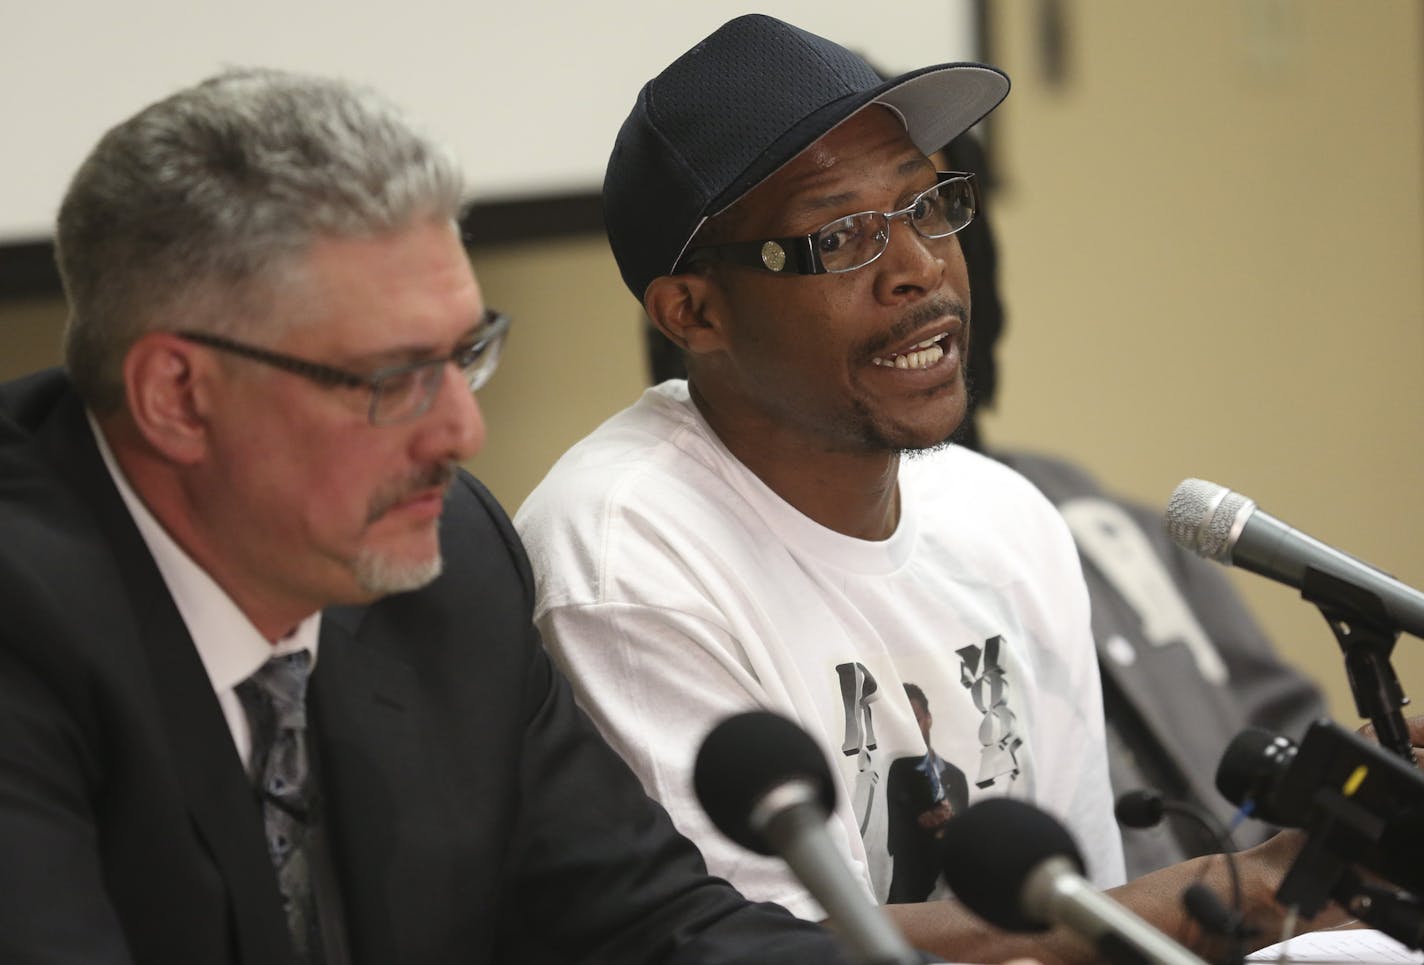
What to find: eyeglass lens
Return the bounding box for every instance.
[815,177,976,273]
[369,320,507,426]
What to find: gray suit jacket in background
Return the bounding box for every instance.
[999,450,1328,878]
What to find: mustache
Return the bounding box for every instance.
[861,296,968,358]
[366,461,457,522]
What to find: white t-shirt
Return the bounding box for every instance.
[516,381,1126,920]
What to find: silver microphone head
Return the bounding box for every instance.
[1164,478,1256,562]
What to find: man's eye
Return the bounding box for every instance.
[817,219,863,253]
[910,195,936,222]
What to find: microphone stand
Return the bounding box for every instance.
[1301,567,1418,766]
[1116,792,1251,965]
[1334,871,1424,952]
[1274,782,1424,951]
[1162,804,1249,965]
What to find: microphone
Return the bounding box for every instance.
[693,711,920,965]
[1214,720,1424,895]
[940,797,1209,965]
[1163,478,1424,639]
[1213,728,1300,827]
[1215,721,1424,948]
[1115,790,1249,956]
[1113,789,1242,865]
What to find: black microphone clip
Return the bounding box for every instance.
[1114,789,1252,964]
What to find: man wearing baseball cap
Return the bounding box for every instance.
[517,14,1307,962]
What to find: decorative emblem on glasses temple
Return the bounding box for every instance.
[760,241,788,272]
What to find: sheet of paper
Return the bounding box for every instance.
[1248,928,1422,964]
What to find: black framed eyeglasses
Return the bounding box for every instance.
[682,172,977,276]
[177,309,511,426]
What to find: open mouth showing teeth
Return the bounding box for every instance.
[872,334,949,370]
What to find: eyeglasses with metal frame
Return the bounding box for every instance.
[681,172,977,277]
[177,309,511,427]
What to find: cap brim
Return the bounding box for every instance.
[876,63,1010,157]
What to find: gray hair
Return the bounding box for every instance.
[57,67,467,411]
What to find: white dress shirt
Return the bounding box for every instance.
[89,413,320,771]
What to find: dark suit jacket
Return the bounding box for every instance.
[0,369,849,965]
[885,753,968,904]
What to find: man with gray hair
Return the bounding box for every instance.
[0,68,859,964]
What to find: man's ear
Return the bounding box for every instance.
[644,273,730,357]
[122,332,215,465]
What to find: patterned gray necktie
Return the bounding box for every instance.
[237,650,322,964]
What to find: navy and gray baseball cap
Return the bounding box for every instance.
[603,14,1010,300]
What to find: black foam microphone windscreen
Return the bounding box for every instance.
[943,798,1211,965]
[1113,789,1167,829]
[939,796,1084,933]
[1113,789,1248,945]
[692,710,837,854]
[1214,727,1298,826]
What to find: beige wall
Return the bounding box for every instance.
[981,1,1424,720]
[463,236,646,508]
[3,0,1421,723]
[0,297,68,378]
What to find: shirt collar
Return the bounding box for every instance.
[86,412,321,693]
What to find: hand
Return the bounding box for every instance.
[916,801,954,830]
[1235,828,1358,934]
[1354,713,1424,760]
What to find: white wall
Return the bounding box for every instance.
[0,0,976,242]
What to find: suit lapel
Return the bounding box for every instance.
[36,390,295,965]
[136,590,296,965]
[311,608,425,964]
